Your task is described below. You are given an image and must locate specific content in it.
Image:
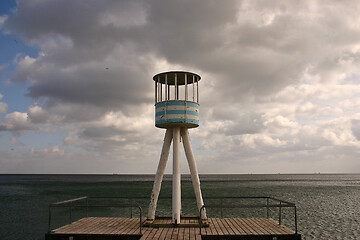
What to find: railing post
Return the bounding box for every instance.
[294,206,298,233]
[130,199,133,218]
[139,206,142,234]
[278,202,282,225]
[86,198,88,217]
[48,206,52,232]
[70,206,72,224]
[266,198,269,218]
[220,201,223,218]
[199,205,204,234]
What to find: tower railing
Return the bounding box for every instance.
[154,71,200,104]
[47,196,143,234]
[199,196,298,234]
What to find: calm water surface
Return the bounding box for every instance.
[0,174,359,240]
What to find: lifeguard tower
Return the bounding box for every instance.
[147,71,207,224]
[46,71,301,240]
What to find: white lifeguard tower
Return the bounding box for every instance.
[147,71,207,224]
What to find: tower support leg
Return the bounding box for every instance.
[172,127,181,224]
[181,128,207,220]
[147,129,173,220]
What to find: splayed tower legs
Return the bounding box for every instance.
[181,128,207,220]
[147,129,173,220]
[147,127,207,224]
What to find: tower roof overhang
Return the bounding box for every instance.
[153,71,201,85]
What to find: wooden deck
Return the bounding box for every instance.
[46,217,301,240]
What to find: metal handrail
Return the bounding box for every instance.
[199,196,298,234]
[48,197,143,234]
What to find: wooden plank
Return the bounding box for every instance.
[97,217,121,234]
[216,218,231,235]
[267,218,295,234]
[88,218,106,234]
[57,217,102,234]
[255,218,284,234]
[212,218,223,235]
[247,218,268,235]
[165,227,174,239]
[234,218,250,234]
[125,218,142,235]
[227,217,246,235]
[207,218,216,235]
[108,218,130,234]
[251,218,278,235]
[222,218,238,235]
[225,218,238,235]
[244,218,263,235]
[183,225,190,240]
[159,226,170,240]
[170,227,179,240]
[194,227,201,240]
[189,227,195,240]
[108,218,129,234]
[140,228,156,240]
[233,217,256,235]
[178,226,185,240]
[262,218,294,234]
[124,218,139,234]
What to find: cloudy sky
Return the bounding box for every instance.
[0,0,360,174]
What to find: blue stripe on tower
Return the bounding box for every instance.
[156,110,199,117]
[156,119,199,125]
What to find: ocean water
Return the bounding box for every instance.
[0,174,359,240]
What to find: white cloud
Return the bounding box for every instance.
[0,15,7,28]
[0,112,37,135]
[30,145,64,156]
[0,94,8,114]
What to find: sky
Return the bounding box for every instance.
[0,0,360,174]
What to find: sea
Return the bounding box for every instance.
[0,174,359,240]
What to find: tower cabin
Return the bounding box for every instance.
[154,71,200,128]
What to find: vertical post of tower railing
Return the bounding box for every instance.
[158,77,161,102]
[175,73,178,100]
[168,85,170,100]
[196,77,199,103]
[155,77,157,104]
[192,75,195,101]
[185,73,188,101]
[165,74,168,101]
[160,81,162,102]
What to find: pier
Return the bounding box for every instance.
[45,196,301,240]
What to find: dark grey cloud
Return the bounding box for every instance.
[5,0,359,111]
